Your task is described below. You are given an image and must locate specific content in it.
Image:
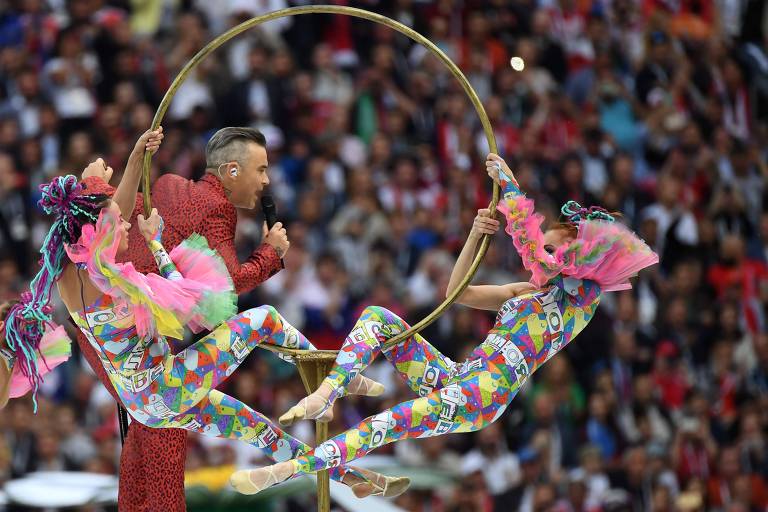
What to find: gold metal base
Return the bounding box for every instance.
[262,347,338,512]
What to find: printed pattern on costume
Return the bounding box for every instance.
[75,322,187,512]
[73,297,351,482]
[75,173,282,512]
[298,279,599,472]
[147,219,182,281]
[324,306,457,404]
[271,169,658,477]
[231,164,659,488]
[66,208,237,341]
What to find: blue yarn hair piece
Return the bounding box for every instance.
[561,200,615,224]
[5,175,104,411]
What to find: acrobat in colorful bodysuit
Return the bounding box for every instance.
[298,274,599,469]
[60,195,383,488]
[231,163,658,492]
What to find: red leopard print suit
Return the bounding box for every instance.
[76,173,281,511]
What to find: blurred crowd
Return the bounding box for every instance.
[1,0,767,511]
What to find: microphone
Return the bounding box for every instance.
[261,194,285,269]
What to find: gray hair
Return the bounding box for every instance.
[205,127,266,170]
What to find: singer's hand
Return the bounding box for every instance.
[263,221,290,258]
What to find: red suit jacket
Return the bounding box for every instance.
[75,173,281,512]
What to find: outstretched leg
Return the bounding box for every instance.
[153,389,402,495]
[234,351,518,494]
[123,305,380,417]
[181,304,313,389]
[160,389,319,463]
[280,306,456,425]
[124,306,396,496]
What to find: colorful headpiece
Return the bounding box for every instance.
[561,200,615,224]
[3,175,112,410]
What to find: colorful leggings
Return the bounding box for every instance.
[293,306,522,472]
[122,305,352,482]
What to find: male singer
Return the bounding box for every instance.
[78,127,288,512]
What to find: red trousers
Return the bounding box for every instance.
[78,331,187,511]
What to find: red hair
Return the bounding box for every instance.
[547,222,578,239]
[549,210,624,239]
[80,176,116,197]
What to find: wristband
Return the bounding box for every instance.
[148,240,182,281]
[0,347,16,372]
[145,218,182,280]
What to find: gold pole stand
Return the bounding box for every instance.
[263,346,338,512]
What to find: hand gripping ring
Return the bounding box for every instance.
[141,5,500,351]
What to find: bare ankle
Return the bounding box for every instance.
[315,382,334,400]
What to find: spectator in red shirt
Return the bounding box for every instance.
[707,445,768,509]
[708,341,740,428]
[652,341,690,412]
[459,12,507,74]
[672,416,716,483]
[531,92,581,164]
[707,234,768,333]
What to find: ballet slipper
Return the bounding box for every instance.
[278,394,333,426]
[348,467,411,498]
[279,375,384,426]
[347,375,385,397]
[230,461,294,495]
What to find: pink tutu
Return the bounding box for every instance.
[167,234,237,333]
[9,325,72,398]
[66,209,236,340]
[497,194,658,291]
[553,219,659,291]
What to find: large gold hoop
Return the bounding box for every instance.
[142,5,499,350]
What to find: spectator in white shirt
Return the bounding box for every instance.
[461,421,522,496]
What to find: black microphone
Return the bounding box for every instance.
[261,194,285,269]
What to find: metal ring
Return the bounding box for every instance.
[142,5,499,350]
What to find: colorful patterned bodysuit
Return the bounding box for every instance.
[284,169,658,475]
[74,174,282,512]
[291,280,599,472]
[66,209,364,483]
[72,298,361,474]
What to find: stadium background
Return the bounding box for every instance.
[0,0,767,511]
